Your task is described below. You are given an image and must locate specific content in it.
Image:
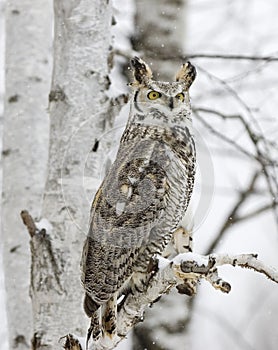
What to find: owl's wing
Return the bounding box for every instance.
[82,140,170,304]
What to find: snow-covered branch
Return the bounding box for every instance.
[63,251,278,350]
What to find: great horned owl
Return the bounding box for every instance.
[81,57,196,346]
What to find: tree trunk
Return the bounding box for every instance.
[28,1,113,348]
[2,0,52,348]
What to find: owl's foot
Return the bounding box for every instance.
[86,311,101,350]
[102,294,117,339]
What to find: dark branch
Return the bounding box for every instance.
[194,107,277,167]
[21,210,37,237]
[205,171,260,255]
[184,53,278,62]
[114,49,278,62]
[193,110,258,161]
[235,201,278,223]
[196,67,278,227]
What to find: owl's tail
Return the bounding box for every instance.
[84,294,101,349]
[83,293,100,317]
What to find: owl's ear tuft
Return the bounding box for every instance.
[130,56,153,86]
[175,62,197,90]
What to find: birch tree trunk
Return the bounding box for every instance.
[131,1,193,349]
[2,1,52,348]
[28,1,113,348]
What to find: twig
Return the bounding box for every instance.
[114,48,278,62]
[20,210,37,237]
[235,202,278,224]
[193,110,258,161]
[205,171,259,254]
[194,107,278,167]
[197,66,278,227]
[184,53,278,62]
[210,253,278,283]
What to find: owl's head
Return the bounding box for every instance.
[129,57,196,122]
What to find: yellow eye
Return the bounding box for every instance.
[147,91,161,100]
[176,93,185,102]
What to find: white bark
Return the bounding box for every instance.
[27,1,113,348]
[2,0,52,348]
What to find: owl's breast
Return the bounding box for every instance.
[163,146,195,231]
[121,123,196,218]
[148,124,196,231]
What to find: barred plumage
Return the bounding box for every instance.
[81,57,196,346]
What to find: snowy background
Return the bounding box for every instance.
[0,0,278,349]
[186,1,278,350]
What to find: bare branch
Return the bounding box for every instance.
[114,49,278,63]
[184,53,278,62]
[193,109,258,161]
[68,251,278,350]
[194,107,277,167]
[20,210,37,237]
[205,171,259,254]
[114,48,137,61]
[236,202,278,223]
[196,67,278,226]
[211,253,278,283]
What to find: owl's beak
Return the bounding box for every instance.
[169,97,174,110]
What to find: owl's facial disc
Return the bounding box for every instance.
[145,88,185,111]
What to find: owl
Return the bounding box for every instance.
[81,57,196,346]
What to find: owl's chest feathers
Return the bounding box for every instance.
[121,123,195,168]
[121,123,196,226]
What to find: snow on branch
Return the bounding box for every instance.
[64,251,278,350]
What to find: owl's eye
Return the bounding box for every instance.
[147,91,162,100]
[176,93,185,102]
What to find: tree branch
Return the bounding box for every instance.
[194,107,277,167]
[235,202,278,223]
[196,67,278,227]
[63,251,278,350]
[205,171,260,254]
[193,109,258,161]
[183,53,278,62]
[20,210,37,238]
[114,49,278,62]
[20,211,65,302]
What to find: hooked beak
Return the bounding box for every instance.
[169,97,174,110]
